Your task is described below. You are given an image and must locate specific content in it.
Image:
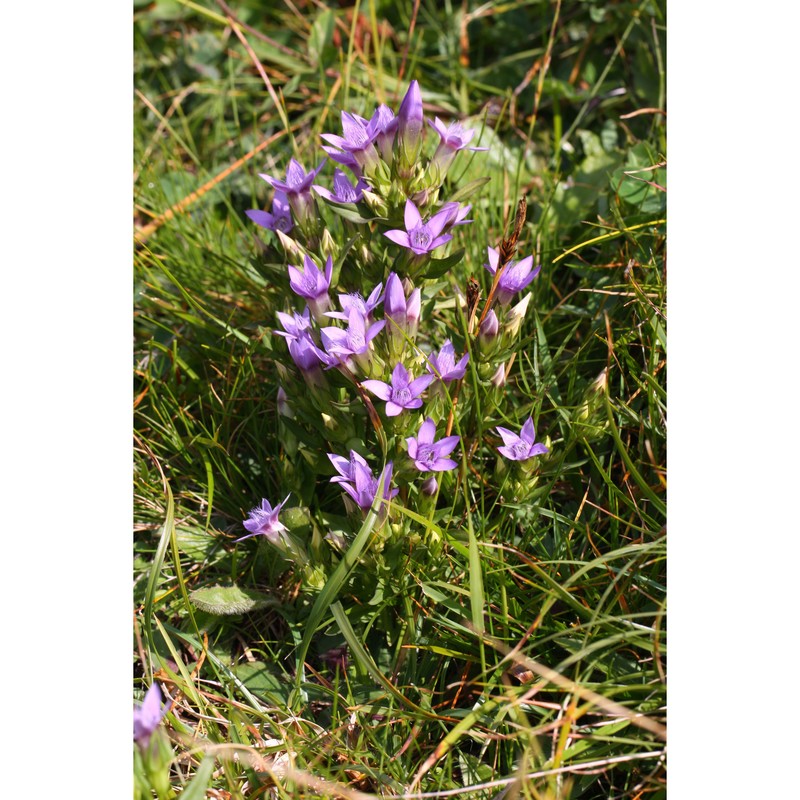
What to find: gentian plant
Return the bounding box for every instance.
[239,79,549,658]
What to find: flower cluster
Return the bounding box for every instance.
[238,81,548,577]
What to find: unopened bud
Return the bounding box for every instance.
[319,227,339,262]
[421,476,438,496]
[479,309,499,349]
[504,293,532,339]
[277,386,294,418]
[490,363,506,388]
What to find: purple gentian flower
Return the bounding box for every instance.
[326,282,384,323]
[134,683,169,748]
[332,456,399,512]
[275,308,325,373]
[427,340,469,382]
[484,247,542,306]
[288,254,333,321]
[320,307,385,372]
[245,190,293,234]
[428,118,487,184]
[495,417,548,461]
[313,169,370,204]
[367,104,398,162]
[328,450,369,485]
[396,80,424,177]
[384,272,421,352]
[260,158,326,226]
[406,418,460,472]
[438,202,473,231]
[362,362,435,417]
[384,200,453,256]
[237,495,291,542]
[321,112,381,177]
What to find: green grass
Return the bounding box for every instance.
[134,1,666,797]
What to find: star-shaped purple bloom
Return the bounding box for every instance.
[406,418,460,472]
[367,104,398,162]
[320,307,385,369]
[237,495,291,542]
[427,340,469,382]
[288,254,332,301]
[362,362,435,417]
[384,200,453,256]
[245,190,293,233]
[326,282,384,323]
[321,112,380,175]
[288,254,334,321]
[259,159,326,226]
[330,455,398,512]
[427,117,487,152]
[484,247,542,306]
[495,417,548,461]
[260,158,326,196]
[313,169,370,204]
[134,683,169,748]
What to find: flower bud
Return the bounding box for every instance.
[277,386,294,418]
[320,227,339,263]
[396,80,424,179]
[504,293,532,340]
[420,475,438,496]
[478,309,499,351]
[490,362,506,388]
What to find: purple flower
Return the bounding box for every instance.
[438,201,473,231]
[484,247,542,306]
[384,272,421,354]
[406,417,460,472]
[313,168,370,204]
[362,361,435,417]
[134,683,169,748]
[427,117,487,185]
[384,200,453,256]
[326,282,384,323]
[331,456,399,512]
[367,104,398,162]
[245,190,293,234]
[396,81,424,177]
[237,495,291,542]
[427,340,469,382]
[495,417,548,461]
[321,112,381,177]
[320,307,385,371]
[288,254,333,321]
[328,450,369,485]
[260,158,326,226]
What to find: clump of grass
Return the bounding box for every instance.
[134,1,666,797]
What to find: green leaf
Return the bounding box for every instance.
[179,755,215,800]
[447,177,491,204]
[189,585,279,615]
[309,9,335,65]
[422,248,466,279]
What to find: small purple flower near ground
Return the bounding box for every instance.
[362,362,435,416]
[237,495,291,542]
[313,169,370,204]
[427,340,469,382]
[245,190,293,233]
[134,683,169,748]
[329,455,399,511]
[484,247,542,306]
[495,417,548,461]
[384,199,453,256]
[406,418,460,472]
